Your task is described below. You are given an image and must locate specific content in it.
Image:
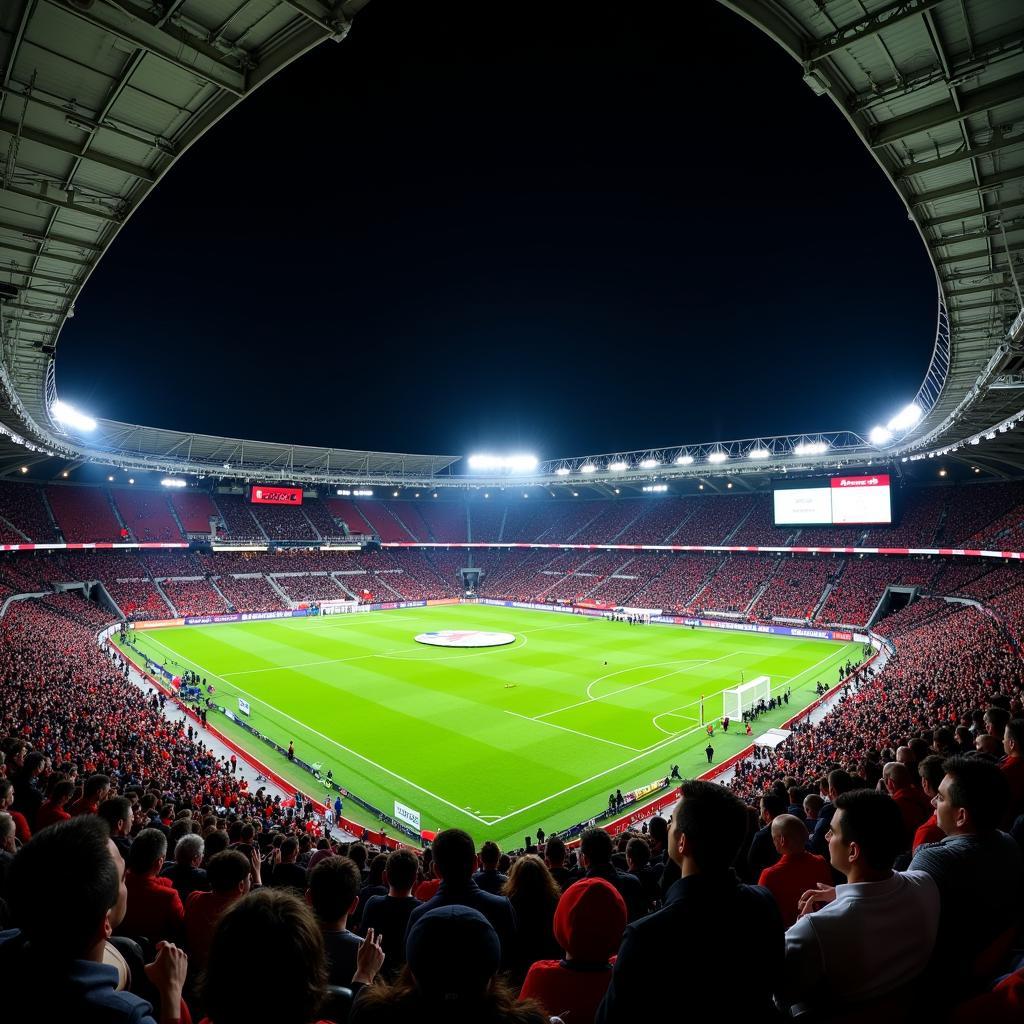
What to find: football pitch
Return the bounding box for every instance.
[118,605,858,847]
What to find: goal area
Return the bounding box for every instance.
[722,676,771,720]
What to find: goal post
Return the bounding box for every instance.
[722,675,771,720]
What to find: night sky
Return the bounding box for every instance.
[58,0,936,460]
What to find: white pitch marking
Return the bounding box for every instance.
[503,710,641,751]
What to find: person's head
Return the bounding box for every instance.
[544,835,566,868]
[306,856,361,927]
[882,761,913,794]
[770,814,809,856]
[46,779,75,807]
[759,792,786,824]
[348,842,367,871]
[206,849,252,896]
[625,836,650,873]
[502,854,560,909]
[0,779,13,809]
[406,906,501,1002]
[553,877,626,964]
[895,746,914,767]
[802,793,823,819]
[82,774,111,803]
[917,754,946,799]
[579,828,613,869]
[829,790,903,882]
[668,780,748,875]
[479,840,501,870]
[974,733,1002,757]
[175,833,205,868]
[204,829,229,862]
[7,816,123,959]
[201,889,327,1024]
[383,848,418,896]
[127,827,167,877]
[0,812,15,853]
[280,836,299,863]
[1004,719,1024,759]
[431,829,476,882]
[827,769,855,802]
[20,751,45,780]
[98,796,134,838]
[647,814,668,852]
[984,706,1011,738]
[934,756,1010,837]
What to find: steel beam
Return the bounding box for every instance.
[911,167,1024,208]
[807,0,948,62]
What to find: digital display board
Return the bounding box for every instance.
[250,485,303,506]
[773,474,892,526]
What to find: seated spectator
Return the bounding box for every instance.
[912,755,946,851]
[351,906,547,1024]
[199,888,330,1024]
[0,816,187,1023]
[520,877,627,1024]
[747,792,785,882]
[910,757,1023,990]
[360,848,420,977]
[596,781,783,1023]
[543,836,574,890]
[185,849,255,974]
[36,778,74,830]
[783,789,940,1014]
[571,828,645,922]
[501,854,561,986]
[268,836,307,893]
[117,828,184,944]
[756,814,831,928]
[307,855,363,987]
[882,761,932,847]
[473,841,508,895]
[161,835,210,905]
[1001,719,1024,825]
[405,829,516,966]
[99,796,135,859]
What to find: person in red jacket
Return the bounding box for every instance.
[912,755,946,851]
[185,849,256,975]
[519,877,627,1024]
[0,779,31,844]
[1000,719,1024,826]
[116,828,185,944]
[35,779,74,830]
[882,761,932,846]
[756,815,832,928]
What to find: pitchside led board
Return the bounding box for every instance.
[773,474,893,527]
[249,485,303,506]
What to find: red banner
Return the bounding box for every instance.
[250,485,303,506]
[831,474,890,488]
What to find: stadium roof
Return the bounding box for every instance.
[0,0,1021,486]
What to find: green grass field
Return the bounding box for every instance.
[117,605,857,847]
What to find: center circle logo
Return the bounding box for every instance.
[414,630,517,648]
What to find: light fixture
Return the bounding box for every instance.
[580,463,597,473]
[939,468,947,477]
[50,399,97,432]
[698,483,704,490]
[707,451,728,464]
[107,475,114,482]
[794,441,828,456]
[868,426,892,445]
[62,471,69,478]
[128,478,135,485]
[572,491,579,497]
[748,448,770,460]
[613,488,620,494]
[886,403,923,433]
[638,458,659,469]
[161,478,187,488]
[675,454,694,465]
[484,492,489,498]
[555,467,570,476]
[727,482,733,488]
[608,460,628,471]
[20,466,27,474]
[393,491,399,497]
[468,453,538,473]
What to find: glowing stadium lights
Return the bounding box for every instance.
[707,451,728,464]
[161,478,187,488]
[868,426,892,445]
[580,463,597,473]
[50,399,97,432]
[555,467,570,476]
[748,448,770,460]
[20,466,27,473]
[675,454,694,466]
[642,484,668,492]
[638,458,660,469]
[608,460,628,471]
[467,454,538,473]
[886,403,923,433]
[793,441,828,456]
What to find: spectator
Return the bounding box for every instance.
[802,792,823,832]
[624,837,659,913]
[185,849,255,974]
[757,814,831,928]
[268,836,307,894]
[0,816,187,1023]
[200,888,329,1024]
[117,827,185,944]
[360,848,420,977]
[747,792,786,881]
[351,905,547,1024]
[595,781,783,1023]
[1001,719,1024,825]
[543,836,574,890]
[0,812,15,901]
[520,877,627,1024]
[572,828,645,922]
[912,754,946,851]
[307,855,363,987]
[910,757,1023,990]
[35,778,74,830]
[161,834,209,905]
[501,854,561,985]
[783,789,940,1014]
[809,769,856,859]
[353,852,388,929]
[473,841,508,895]
[405,829,516,966]
[882,761,932,847]
[10,751,44,829]
[0,779,30,845]
[68,773,111,818]
[98,796,135,859]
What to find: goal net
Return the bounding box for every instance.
[722,676,771,720]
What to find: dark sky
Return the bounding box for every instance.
[58,0,936,461]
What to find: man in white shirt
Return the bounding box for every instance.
[783,789,940,1014]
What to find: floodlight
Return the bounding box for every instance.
[161,478,187,488]
[886,403,922,433]
[555,467,570,476]
[50,399,96,432]
[468,453,538,473]
[608,460,628,471]
[707,451,728,464]
[675,454,694,465]
[869,426,892,445]
[580,463,597,473]
[794,441,828,456]
[638,458,659,469]
[748,448,770,460]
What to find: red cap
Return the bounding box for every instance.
[554,877,627,963]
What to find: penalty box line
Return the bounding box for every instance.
[133,633,495,827]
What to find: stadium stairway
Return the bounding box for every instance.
[154,579,176,615]
[0,513,30,543]
[562,506,607,542]
[722,501,757,543]
[497,504,508,541]
[39,487,63,542]
[745,559,781,616]
[264,575,293,606]
[167,499,189,539]
[107,490,133,541]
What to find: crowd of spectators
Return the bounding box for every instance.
[161,580,229,617]
[45,485,124,543]
[248,503,319,543]
[817,557,937,625]
[210,494,265,542]
[105,579,173,621]
[692,555,778,614]
[216,575,287,613]
[111,489,186,542]
[0,480,60,542]
[276,575,350,603]
[753,556,840,621]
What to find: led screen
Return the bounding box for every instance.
[250,485,303,506]
[773,474,891,526]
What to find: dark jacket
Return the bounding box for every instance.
[405,879,516,965]
[574,864,646,922]
[747,822,780,882]
[595,871,784,1024]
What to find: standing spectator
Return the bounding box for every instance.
[912,755,946,851]
[543,836,574,890]
[0,779,30,845]
[882,761,932,848]
[520,877,627,1024]
[307,855,364,987]
[184,849,255,974]
[98,796,135,859]
[361,848,421,977]
[0,812,15,901]
[809,770,855,859]
[267,836,307,893]
[160,834,209,905]
[747,792,786,882]
[68,773,111,818]
[572,828,645,923]
[625,837,659,913]
[35,779,74,830]
[117,828,184,944]
[783,790,939,1015]
[10,751,44,829]
[1001,719,1024,825]
[756,815,831,928]
[501,854,561,985]
[595,781,783,1023]
[352,853,388,929]
[473,841,509,895]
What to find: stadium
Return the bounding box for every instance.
[0,1,1022,1023]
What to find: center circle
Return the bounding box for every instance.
[414,630,517,648]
